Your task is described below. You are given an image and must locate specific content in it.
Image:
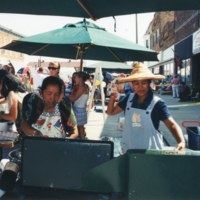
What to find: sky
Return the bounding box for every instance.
[0,13,154,65]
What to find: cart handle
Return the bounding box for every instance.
[182,120,200,128]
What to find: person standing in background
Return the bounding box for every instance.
[48,62,60,77]
[24,71,33,92]
[0,69,26,130]
[33,67,47,92]
[171,75,180,98]
[124,82,132,94]
[37,67,44,74]
[48,62,65,101]
[68,72,89,139]
[179,81,191,102]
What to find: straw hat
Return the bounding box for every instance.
[118,63,165,83]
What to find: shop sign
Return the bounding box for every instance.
[193,29,200,54]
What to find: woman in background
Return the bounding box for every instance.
[68,71,89,139]
[0,69,26,130]
[171,74,180,98]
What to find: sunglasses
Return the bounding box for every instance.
[48,66,58,71]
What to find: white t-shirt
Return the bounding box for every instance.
[0,93,12,131]
[32,73,48,90]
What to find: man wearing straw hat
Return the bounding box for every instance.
[107,63,185,153]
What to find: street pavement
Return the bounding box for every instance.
[85,92,200,148]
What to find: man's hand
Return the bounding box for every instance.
[175,141,186,150]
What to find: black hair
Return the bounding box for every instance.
[89,74,94,79]
[41,76,64,93]
[76,71,90,82]
[38,67,43,72]
[0,69,26,97]
[2,64,15,75]
[72,72,78,78]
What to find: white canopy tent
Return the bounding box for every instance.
[84,61,133,74]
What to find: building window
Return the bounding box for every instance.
[164,62,174,76]
[179,58,191,84]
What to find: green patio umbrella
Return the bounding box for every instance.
[0,0,200,20]
[1,20,158,70]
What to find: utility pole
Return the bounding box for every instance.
[135,14,138,44]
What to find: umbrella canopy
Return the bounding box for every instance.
[0,0,200,20]
[1,20,158,70]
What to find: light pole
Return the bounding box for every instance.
[135,14,138,44]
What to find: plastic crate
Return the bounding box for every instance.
[186,127,200,150]
[182,120,200,150]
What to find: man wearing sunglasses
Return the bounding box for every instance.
[48,62,60,77]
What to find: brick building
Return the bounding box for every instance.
[145,10,200,92]
[0,25,24,64]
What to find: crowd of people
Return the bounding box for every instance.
[157,74,195,102]
[0,61,189,160]
[0,62,92,141]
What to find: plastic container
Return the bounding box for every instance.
[186,127,200,150]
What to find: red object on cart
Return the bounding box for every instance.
[182,120,200,150]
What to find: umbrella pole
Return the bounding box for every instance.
[79,49,84,71]
[80,58,83,71]
[77,0,96,21]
